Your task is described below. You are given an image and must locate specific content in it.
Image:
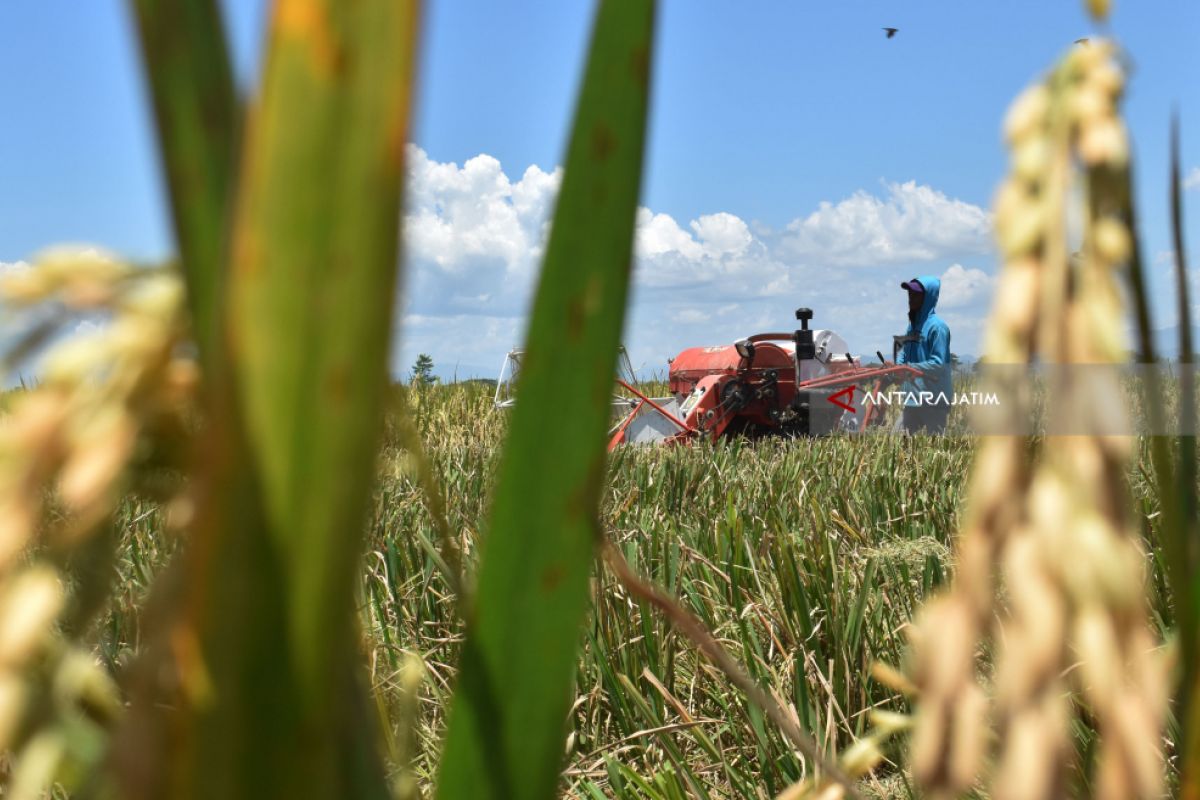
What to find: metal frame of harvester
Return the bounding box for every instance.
[494,345,639,412]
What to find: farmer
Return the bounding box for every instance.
[896,276,952,433]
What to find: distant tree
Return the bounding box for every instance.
[411,353,437,386]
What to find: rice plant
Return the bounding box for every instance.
[0,0,1192,798]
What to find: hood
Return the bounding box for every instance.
[909,274,941,329]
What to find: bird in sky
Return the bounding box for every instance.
[1075,37,1090,44]
[883,27,898,39]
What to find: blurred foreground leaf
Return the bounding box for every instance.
[435,2,655,799]
[129,0,239,370]
[119,1,419,797]
[227,0,417,709]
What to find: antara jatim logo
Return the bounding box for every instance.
[826,385,857,412]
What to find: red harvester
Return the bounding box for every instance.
[607,307,921,449]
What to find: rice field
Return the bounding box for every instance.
[0,0,1186,795]
[96,382,1174,798]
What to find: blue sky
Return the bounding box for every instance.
[1,1,1198,377]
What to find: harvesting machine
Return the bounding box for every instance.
[606,308,921,448]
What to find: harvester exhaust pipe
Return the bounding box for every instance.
[792,308,818,433]
[794,307,815,362]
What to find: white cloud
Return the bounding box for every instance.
[669,308,709,324]
[937,263,993,309]
[691,212,753,257]
[1185,167,1200,191]
[779,180,992,267]
[403,145,560,314]
[397,149,998,376]
[636,209,703,260]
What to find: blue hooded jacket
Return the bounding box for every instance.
[896,275,952,405]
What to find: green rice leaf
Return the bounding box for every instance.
[128,0,239,369]
[119,2,420,797]
[435,2,655,798]
[227,0,419,707]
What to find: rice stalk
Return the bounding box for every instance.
[902,38,1168,800]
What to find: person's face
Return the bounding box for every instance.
[907,290,924,314]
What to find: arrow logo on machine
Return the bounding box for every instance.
[826,385,857,412]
